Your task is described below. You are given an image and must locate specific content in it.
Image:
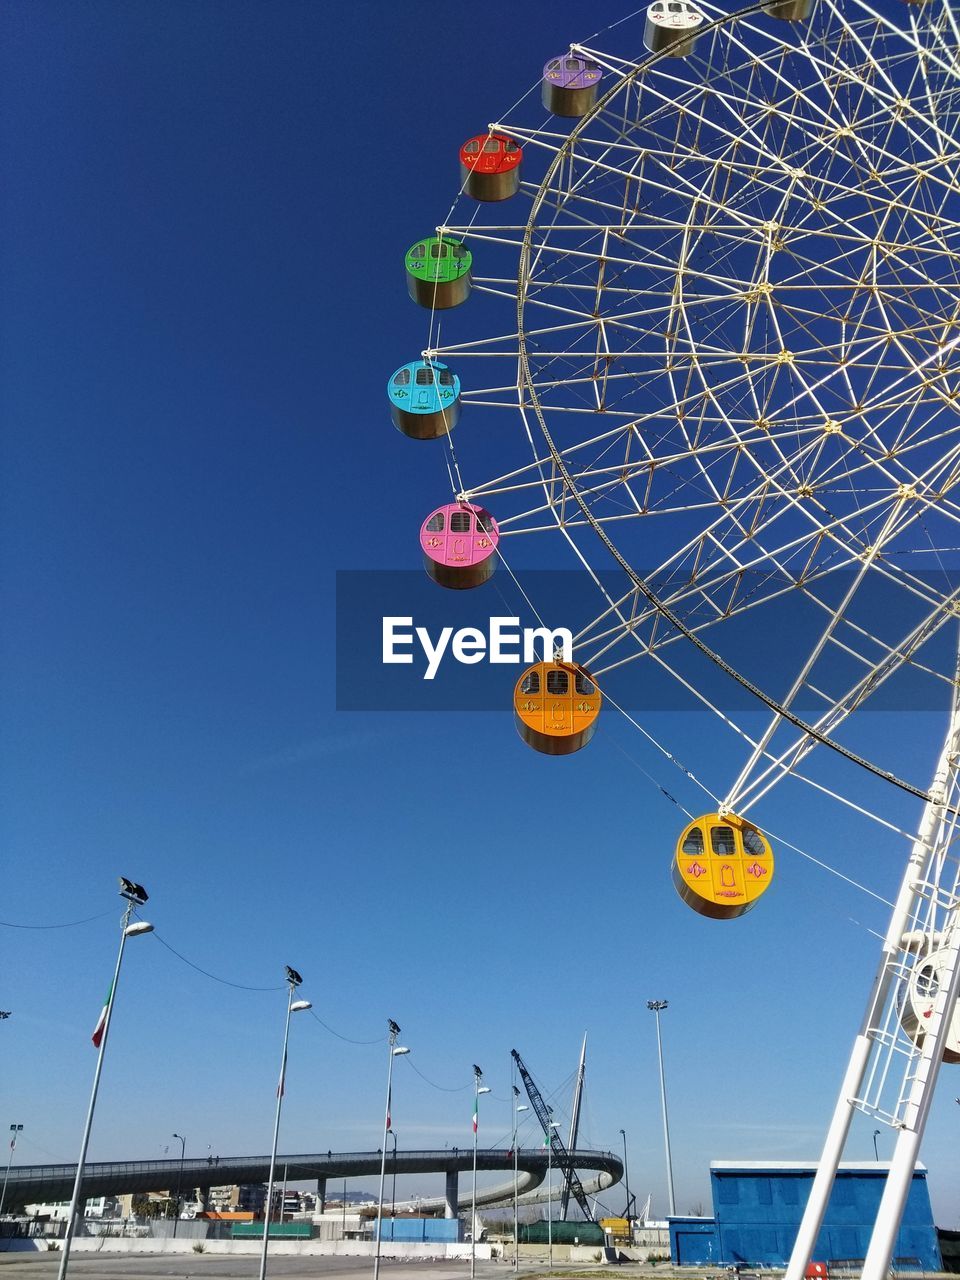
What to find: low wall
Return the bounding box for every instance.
[66,1238,492,1260]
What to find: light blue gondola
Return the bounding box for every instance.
[387,359,462,440]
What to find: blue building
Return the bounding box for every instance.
[668,1162,940,1271]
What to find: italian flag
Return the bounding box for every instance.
[91,983,112,1048]
[472,1100,478,1135]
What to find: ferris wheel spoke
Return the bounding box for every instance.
[395,0,960,816]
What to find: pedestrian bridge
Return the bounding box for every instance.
[6,1148,623,1216]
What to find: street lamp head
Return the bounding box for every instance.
[392,1046,410,1056]
[647,999,668,1012]
[124,921,154,936]
[291,1000,312,1012]
[517,1105,529,1113]
[173,1133,183,1141]
[478,1086,491,1095]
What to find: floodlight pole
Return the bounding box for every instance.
[547,1121,558,1269]
[0,1124,24,1219]
[620,1128,632,1221]
[648,1000,676,1217]
[171,1134,185,1236]
[374,1020,406,1280]
[513,1086,528,1271]
[471,1066,490,1280]
[259,969,310,1280]
[58,892,152,1280]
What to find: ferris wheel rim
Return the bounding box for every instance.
[505,0,958,807]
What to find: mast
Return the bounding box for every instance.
[562,1034,588,1218]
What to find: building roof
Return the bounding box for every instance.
[709,1160,926,1173]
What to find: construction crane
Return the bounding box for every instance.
[510,1047,594,1222]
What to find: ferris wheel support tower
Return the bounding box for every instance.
[786,640,960,1280]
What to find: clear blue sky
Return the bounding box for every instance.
[2,0,959,1228]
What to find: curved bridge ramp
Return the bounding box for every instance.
[6,1148,623,1215]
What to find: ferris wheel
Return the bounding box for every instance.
[388,0,960,1273]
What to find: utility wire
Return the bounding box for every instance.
[149,930,286,992]
[0,909,114,930]
[403,1056,472,1093]
[307,1009,386,1045]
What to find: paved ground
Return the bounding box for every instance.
[0,1257,463,1279]
[0,1256,525,1280]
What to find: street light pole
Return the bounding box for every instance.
[58,880,153,1280]
[647,1000,676,1217]
[619,1128,632,1221]
[259,967,310,1280]
[374,1020,408,1280]
[390,1131,398,1216]
[513,1088,528,1271]
[0,1124,24,1219]
[471,1066,491,1280]
[171,1134,185,1236]
[873,1129,881,1162]
[546,1120,559,1269]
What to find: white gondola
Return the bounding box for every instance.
[899,947,960,1063]
[761,0,814,20]
[644,0,704,56]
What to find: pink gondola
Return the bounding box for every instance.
[420,502,499,589]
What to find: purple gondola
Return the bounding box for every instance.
[541,54,602,118]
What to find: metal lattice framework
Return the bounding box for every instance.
[406,3,960,1275]
[427,0,960,814]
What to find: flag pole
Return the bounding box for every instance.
[58,890,151,1280]
[260,967,310,1280]
[374,1019,403,1280]
[471,1065,490,1280]
[473,1064,481,1280]
[513,1085,520,1273]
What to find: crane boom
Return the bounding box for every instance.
[510,1048,594,1221]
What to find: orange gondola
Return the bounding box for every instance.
[514,662,600,755]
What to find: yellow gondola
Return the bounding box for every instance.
[673,812,774,919]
